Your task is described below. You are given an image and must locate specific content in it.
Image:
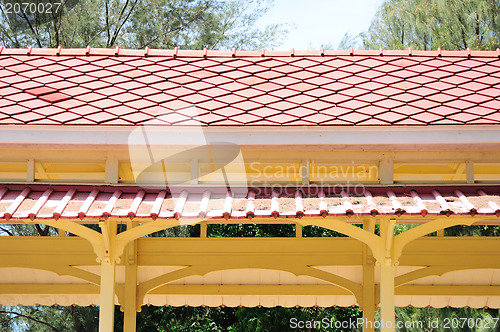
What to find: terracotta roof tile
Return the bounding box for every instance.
[483,113,500,122]
[358,105,385,116]
[101,118,135,126]
[105,105,137,116]
[197,100,228,111]
[340,99,371,109]
[407,99,440,110]
[254,70,285,80]
[69,105,101,116]
[268,100,297,111]
[34,105,65,116]
[266,113,299,124]
[375,111,407,123]
[46,80,77,91]
[391,93,421,103]
[322,93,352,104]
[179,93,211,104]
[392,105,426,116]
[28,118,61,125]
[340,87,368,97]
[12,111,45,123]
[425,93,456,103]
[302,112,335,124]
[39,92,71,103]
[86,111,119,123]
[250,107,281,118]
[411,112,443,123]
[156,113,190,124]
[0,117,23,124]
[475,76,499,85]
[466,106,497,116]
[196,112,227,124]
[18,99,52,109]
[286,107,317,118]
[358,118,391,126]
[467,118,499,124]
[338,112,371,124]
[428,106,460,116]
[2,48,500,126]
[233,88,265,99]
[169,75,198,85]
[285,94,316,105]
[478,87,500,97]
[48,112,81,123]
[444,99,476,110]
[5,92,36,103]
[482,99,500,110]
[217,94,246,104]
[448,112,481,123]
[124,99,156,110]
[320,107,351,117]
[440,75,470,85]
[394,118,426,125]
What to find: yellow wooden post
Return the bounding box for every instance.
[123,220,138,332]
[362,220,376,332]
[200,221,207,238]
[379,218,396,332]
[99,220,117,332]
[295,223,302,237]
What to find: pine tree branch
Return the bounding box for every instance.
[0,226,13,236]
[0,310,60,332]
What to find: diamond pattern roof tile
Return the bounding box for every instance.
[1,48,500,126]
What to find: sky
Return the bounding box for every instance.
[256,0,385,50]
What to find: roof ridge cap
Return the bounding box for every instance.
[1,47,500,58]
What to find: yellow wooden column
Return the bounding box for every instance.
[200,221,207,238]
[379,218,396,332]
[123,221,138,332]
[362,220,376,332]
[99,220,117,332]
[296,223,302,237]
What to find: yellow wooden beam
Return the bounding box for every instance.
[289,266,362,303]
[123,221,138,331]
[2,283,499,298]
[393,217,477,263]
[98,219,117,332]
[24,219,104,260]
[200,220,207,238]
[396,285,500,296]
[298,217,383,262]
[150,284,351,296]
[379,218,396,332]
[295,223,302,237]
[136,266,205,311]
[361,220,376,332]
[0,284,99,295]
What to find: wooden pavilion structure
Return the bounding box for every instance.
[0,47,500,331]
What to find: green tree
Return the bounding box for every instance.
[0,0,288,49]
[360,0,500,50]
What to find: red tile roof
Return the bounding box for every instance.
[0,184,499,221]
[2,47,500,126]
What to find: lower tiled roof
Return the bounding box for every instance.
[1,48,500,126]
[0,185,499,221]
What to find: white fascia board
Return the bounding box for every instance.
[0,125,500,148]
